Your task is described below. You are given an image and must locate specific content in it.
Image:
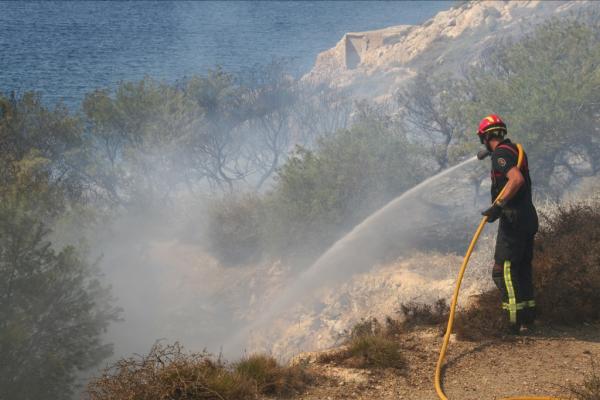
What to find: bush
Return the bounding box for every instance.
[533,202,600,323]
[455,201,600,339]
[206,193,265,266]
[235,354,314,397]
[262,111,429,262]
[349,317,384,338]
[318,317,405,370]
[454,290,508,341]
[399,299,449,330]
[87,343,255,400]
[87,343,313,400]
[343,335,406,370]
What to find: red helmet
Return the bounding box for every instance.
[477,114,507,143]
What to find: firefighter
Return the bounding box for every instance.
[477,114,539,334]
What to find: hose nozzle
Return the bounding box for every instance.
[477,149,491,160]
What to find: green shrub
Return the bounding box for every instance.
[262,112,428,262]
[0,202,119,400]
[204,110,431,265]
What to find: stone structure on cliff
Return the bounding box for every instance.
[303,1,595,102]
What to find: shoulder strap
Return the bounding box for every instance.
[496,143,526,170]
[496,143,518,156]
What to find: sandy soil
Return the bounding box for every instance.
[291,324,600,400]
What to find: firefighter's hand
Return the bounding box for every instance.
[481,204,502,223]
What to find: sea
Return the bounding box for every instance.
[0,1,451,107]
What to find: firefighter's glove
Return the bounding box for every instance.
[481,203,502,223]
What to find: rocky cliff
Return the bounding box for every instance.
[303,1,595,101]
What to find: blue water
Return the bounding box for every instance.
[0,1,451,106]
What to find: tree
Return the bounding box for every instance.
[263,107,428,260]
[246,62,298,189]
[0,92,90,214]
[0,92,120,400]
[293,83,353,146]
[451,18,600,191]
[83,78,202,207]
[0,201,120,400]
[183,69,252,191]
[396,72,466,169]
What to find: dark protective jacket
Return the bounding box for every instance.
[490,139,539,236]
[490,139,539,327]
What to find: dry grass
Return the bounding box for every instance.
[86,343,313,400]
[342,335,406,370]
[318,301,451,369]
[317,316,407,370]
[399,299,449,330]
[234,354,314,397]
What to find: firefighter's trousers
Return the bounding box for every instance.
[492,222,536,327]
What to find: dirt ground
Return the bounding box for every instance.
[291,324,600,400]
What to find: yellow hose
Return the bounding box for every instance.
[433,144,561,400]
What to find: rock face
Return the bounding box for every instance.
[303,1,595,101]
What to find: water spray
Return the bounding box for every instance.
[226,156,480,354]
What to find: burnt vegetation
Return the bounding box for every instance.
[86,343,315,400]
[399,299,450,330]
